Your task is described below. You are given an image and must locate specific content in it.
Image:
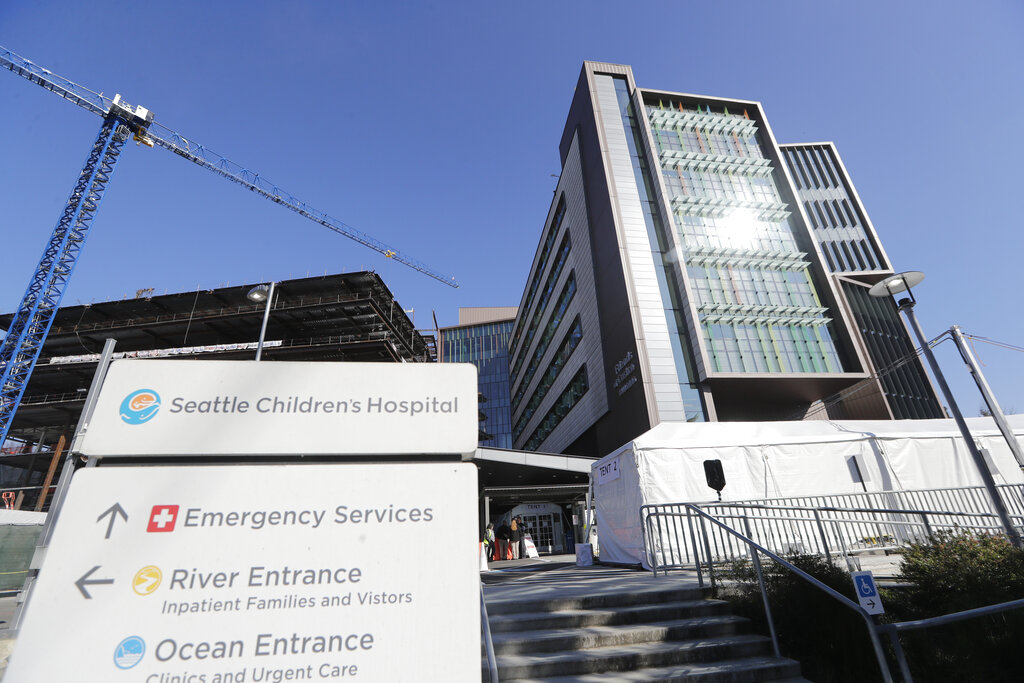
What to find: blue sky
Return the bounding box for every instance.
[2,1,1023,416]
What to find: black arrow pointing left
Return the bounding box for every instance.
[76,565,114,599]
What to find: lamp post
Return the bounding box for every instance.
[869,271,1022,548]
[247,282,276,362]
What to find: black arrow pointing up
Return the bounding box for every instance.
[97,503,128,539]
[76,565,114,599]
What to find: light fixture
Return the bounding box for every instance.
[247,282,276,361]
[867,270,925,303]
[870,270,1021,548]
[247,284,270,303]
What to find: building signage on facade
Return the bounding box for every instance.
[6,463,481,682]
[78,360,478,458]
[612,350,638,396]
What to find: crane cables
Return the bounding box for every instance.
[0,45,458,288]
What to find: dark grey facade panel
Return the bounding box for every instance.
[841,282,944,419]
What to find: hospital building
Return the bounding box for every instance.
[509,62,942,458]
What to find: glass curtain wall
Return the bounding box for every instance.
[440,320,515,448]
[644,97,844,374]
[607,76,705,421]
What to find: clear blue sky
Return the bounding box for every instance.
[2,1,1023,416]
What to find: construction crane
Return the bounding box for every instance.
[0,45,459,447]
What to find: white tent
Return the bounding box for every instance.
[592,416,1024,566]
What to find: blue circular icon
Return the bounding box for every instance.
[114,635,146,669]
[120,389,161,425]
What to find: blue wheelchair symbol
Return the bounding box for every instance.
[855,575,877,598]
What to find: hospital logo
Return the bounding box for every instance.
[120,389,161,425]
[113,636,145,669]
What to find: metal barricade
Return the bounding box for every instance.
[641,484,1024,574]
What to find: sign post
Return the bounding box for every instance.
[7,360,482,682]
[851,570,885,616]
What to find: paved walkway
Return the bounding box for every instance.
[483,556,703,604]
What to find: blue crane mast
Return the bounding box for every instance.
[0,45,459,447]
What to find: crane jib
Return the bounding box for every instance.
[0,44,459,446]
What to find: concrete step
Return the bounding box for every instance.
[489,598,733,633]
[487,586,709,616]
[497,656,806,682]
[492,615,749,655]
[491,633,774,680]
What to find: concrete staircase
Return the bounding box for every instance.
[482,569,809,682]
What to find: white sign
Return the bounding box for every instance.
[596,457,621,485]
[851,571,885,615]
[78,360,478,458]
[7,463,481,682]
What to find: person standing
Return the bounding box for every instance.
[510,517,521,560]
[484,522,495,562]
[495,522,511,561]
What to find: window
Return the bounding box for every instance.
[523,365,589,451]
[510,196,566,354]
[512,317,583,440]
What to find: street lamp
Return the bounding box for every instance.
[246,282,276,362]
[869,271,1022,548]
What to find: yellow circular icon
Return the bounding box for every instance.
[133,566,163,596]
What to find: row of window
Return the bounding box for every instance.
[653,125,761,160]
[510,196,566,354]
[804,198,859,231]
[509,231,572,382]
[441,322,514,363]
[510,273,578,408]
[523,364,590,452]
[704,322,842,374]
[821,239,880,273]
[676,214,799,254]
[663,168,777,205]
[647,99,752,120]
[688,265,820,309]
[512,316,583,441]
[783,145,843,191]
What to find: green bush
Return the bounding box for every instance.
[882,530,1024,682]
[722,534,1024,682]
[722,554,882,683]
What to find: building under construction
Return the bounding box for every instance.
[0,271,434,509]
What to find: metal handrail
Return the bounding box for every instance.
[682,504,895,682]
[480,583,499,682]
[878,597,1024,682]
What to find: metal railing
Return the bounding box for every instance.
[879,597,1024,682]
[641,484,1024,572]
[683,504,896,682]
[657,502,1024,682]
[480,583,499,683]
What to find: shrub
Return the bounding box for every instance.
[883,530,1024,682]
[722,554,882,683]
